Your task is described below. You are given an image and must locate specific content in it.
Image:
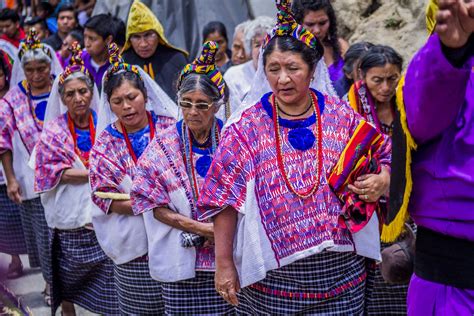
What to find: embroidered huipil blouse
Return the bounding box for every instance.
[34,111,98,229]
[0,81,50,199]
[131,119,223,283]
[90,112,175,265]
[198,90,392,287]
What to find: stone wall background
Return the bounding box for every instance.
[333,0,430,66]
[249,0,431,66]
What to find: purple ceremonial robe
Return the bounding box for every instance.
[403,34,474,314]
[82,50,110,91]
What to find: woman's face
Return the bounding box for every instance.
[61,78,93,118]
[130,30,159,59]
[363,63,401,104]
[180,89,217,135]
[23,60,51,90]
[251,34,264,70]
[231,29,248,65]
[109,80,148,131]
[205,31,228,60]
[302,9,330,41]
[265,48,313,108]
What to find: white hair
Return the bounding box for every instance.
[243,16,274,56]
[233,20,252,39]
[20,48,52,68]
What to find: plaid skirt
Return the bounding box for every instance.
[114,257,164,315]
[364,246,409,315]
[51,227,118,315]
[237,251,366,315]
[161,271,235,315]
[0,185,27,255]
[18,198,52,283]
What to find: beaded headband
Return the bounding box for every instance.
[177,41,226,97]
[58,42,93,86]
[262,0,320,51]
[104,43,142,84]
[18,28,52,61]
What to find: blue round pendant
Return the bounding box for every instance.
[195,155,213,177]
[288,128,315,151]
[35,101,48,122]
[76,133,92,152]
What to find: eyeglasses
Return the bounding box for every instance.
[178,100,213,111]
[130,32,158,44]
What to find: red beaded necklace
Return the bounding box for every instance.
[271,92,323,199]
[67,112,96,168]
[120,111,155,164]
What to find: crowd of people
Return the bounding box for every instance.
[0,0,472,315]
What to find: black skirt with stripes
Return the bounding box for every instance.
[0,185,27,255]
[18,198,52,283]
[161,271,235,315]
[51,227,118,315]
[364,252,409,315]
[237,251,366,315]
[114,258,165,315]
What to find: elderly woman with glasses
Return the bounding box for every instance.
[131,41,234,315]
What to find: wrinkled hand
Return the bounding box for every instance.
[199,222,215,241]
[348,168,390,203]
[436,0,474,48]
[215,263,240,306]
[7,178,22,204]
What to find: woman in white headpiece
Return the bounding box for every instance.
[197,1,392,314]
[0,28,62,306]
[223,15,336,118]
[89,43,177,315]
[33,42,118,316]
[0,48,28,280]
[130,41,234,315]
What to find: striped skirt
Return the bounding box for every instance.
[161,271,235,315]
[51,227,118,315]
[365,223,416,315]
[114,257,164,315]
[0,185,27,255]
[237,251,366,315]
[18,198,52,283]
[364,251,409,315]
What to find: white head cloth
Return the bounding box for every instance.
[97,66,178,134]
[44,74,101,124]
[10,42,63,87]
[223,45,337,130]
[0,39,18,60]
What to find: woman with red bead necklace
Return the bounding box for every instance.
[197,1,392,314]
[0,28,61,306]
[131,41,234,314]
[33,42,118,316]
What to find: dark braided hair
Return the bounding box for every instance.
[292,0,342,61]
